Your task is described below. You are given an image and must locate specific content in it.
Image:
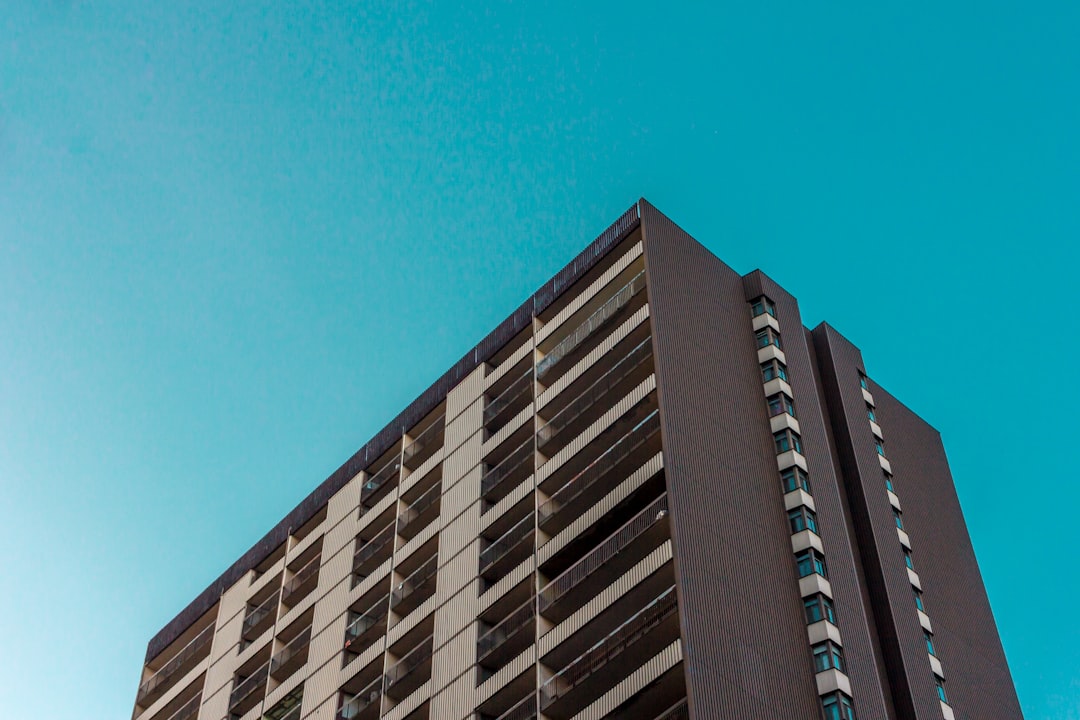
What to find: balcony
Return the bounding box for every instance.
[397,481,441,541]
[337,676,383,720]
[352,521,396,584]
[481,437,534,506]
[384,635,434,701]
[537,338,653,456]
[391,555,438,617]
[154,692,201,720]
[485,368,533,433]
[229,660,270,717]
[344,592,390,655]
[539,494,669,623]
[402,415,444,471]
[478,598,536,671]
[479,514,535,585]
[282,555,320,608]
[137,624,214,707]
[538,409,661,536]
[270,626,312,681]
[487,694,537,720]
[361,456,400,511]
[536,269,647,384]
[540,586,680,719]
[241,591,279,643]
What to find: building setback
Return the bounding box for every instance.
[131,200,1023,720]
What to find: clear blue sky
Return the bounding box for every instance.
[1,2,1076,718]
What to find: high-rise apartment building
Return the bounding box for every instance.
[131,201,1022,720]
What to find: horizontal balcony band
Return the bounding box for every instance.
[137,624,214,705]
[478,599,537,665]
[241,590,279,641]
[538,409,660,533]
[540,585,678,709]
[344,593,391,649]
[485,370,534,426]
[654,698,690,720]
[337,676,382,720]
[353,521,396,576]
[537,337,652,450]
[397,482,441,535]
[282,555,320,606]
[361,457,401,507]
[539,494,669,615]
[480,514,536,576]
[155,692,202,720]
[493,694,538,720]
[270,626,312,679]
[402,416,444,469]
[391,556,438,613]
[536,269,647,380]
[384,636,434,692]
[481,438,535,501]
[229,660,270,709]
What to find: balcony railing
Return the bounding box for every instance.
[492,694,538,720]
[282,555,320,606]
[384,636,434,690]
[361,457,400,507]
[229,660,270,710]
[536,269,646,379]
[242,590,280,641]
[540,586,678,708]
[270,626,312,678]
[537,337,652,448]
[480,438,534,500]
[390,556,438,612]
[137,624,214,704]
[479,514,534,576]
[352,521,395,576]
[539,494,668,613]
[397,482,441,535]
[477,599,536,664]
[162,693,201,720]
[337,677,382,720]
[273,703,303,720]
[344,593,391,649]
[484,370,533,426]
[654,699,689,720]
[537,409,660,531]
[402,417,444,469]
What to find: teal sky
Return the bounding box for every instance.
[2,2,1077,718]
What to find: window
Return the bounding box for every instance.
[781,466,811,494]
[767,392,796,418]
[751,296,777,318]
[796,548,828,578]
[874,438,886,456]
[803,594,837,625]
[822,692,857,720]
[893,508,904,530]
[788,506,819,534]
[914,588,926,612]
[867,405,877,422]
[774,429,803,454]
[903,548,915,570]
[934,675,948,703]
[858,372,868,390]
[925,630,937,656]
[755,327,783,350]
[761,359,789,383]
[812,640,846,673]
[884,471,894,493]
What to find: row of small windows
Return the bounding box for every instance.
[862,370,950,710]
[753,297,859,720]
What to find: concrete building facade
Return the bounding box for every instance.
[131,201,1022,720]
